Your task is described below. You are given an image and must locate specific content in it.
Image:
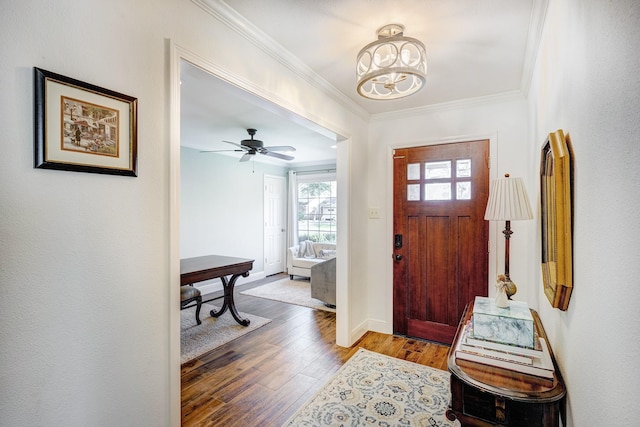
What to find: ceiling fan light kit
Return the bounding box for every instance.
[356,24,427,100]
[202,128,296,162]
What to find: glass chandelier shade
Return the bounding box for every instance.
[356,24,427,100]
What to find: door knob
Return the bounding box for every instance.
[395,254,403,261]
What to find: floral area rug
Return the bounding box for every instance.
[283,348,459,426]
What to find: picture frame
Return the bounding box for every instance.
[540,129,573,310]
[34,67,137,176]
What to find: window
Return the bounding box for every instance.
[297,177,336,243]
[406,158,473,201]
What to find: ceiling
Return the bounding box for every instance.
[180,0,541,167]
[180,62,340,166]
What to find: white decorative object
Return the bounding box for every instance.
[495,282,509,308]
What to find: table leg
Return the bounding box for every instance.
[209,276,229,318]
[209,271,250,326]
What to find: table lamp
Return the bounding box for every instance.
[484,173,533,301]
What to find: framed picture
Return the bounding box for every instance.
[540,129,573,310]
[34,67,137,176]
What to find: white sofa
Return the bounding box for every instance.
[287,241,336,279]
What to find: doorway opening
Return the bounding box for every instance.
[169,44,352,421]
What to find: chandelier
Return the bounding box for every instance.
[356,24,427,100]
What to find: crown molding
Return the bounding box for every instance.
[370,90,525,122]
[192,0,369,120]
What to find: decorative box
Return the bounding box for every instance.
[472,296,535,349]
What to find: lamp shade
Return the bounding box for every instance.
[484,174,533,221]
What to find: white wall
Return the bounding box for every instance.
[180,147,288,275]
[366,95,531,333]
[0,0,369,425]
[526,0,640,425]
[1,2,173,425]
[180,147,342,293]
[364,3,640,425]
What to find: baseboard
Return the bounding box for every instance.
[194,271,267,295]
[346,318,393,347]
[349,318,369,346]
[367,318,393,335]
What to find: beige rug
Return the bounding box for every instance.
[240,278,336,313]
[283,348,459,426]
[181,303,271,364]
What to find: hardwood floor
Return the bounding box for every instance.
[181,274,451,426]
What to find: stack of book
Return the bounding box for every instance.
[455,318,555,379]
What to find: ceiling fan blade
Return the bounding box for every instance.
[200,149,244,153]
[223,140,248,150]
[263,151,294,161]
[263,145,296,152]
[239,153,253,162]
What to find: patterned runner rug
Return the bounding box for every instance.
[283,348,459,426]
[181,303,271,364]
[240,278,336,313]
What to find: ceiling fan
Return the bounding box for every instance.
[202,128,296,162]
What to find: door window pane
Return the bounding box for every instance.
[456,159,471,177]
[425,161,451,179]
[457,182,471,200]
[425,183,451,200]
[407,184,420,201]
[407,163,420,180]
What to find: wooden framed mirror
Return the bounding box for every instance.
[540,129,573,310]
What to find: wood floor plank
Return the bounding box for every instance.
[182,393,225,425]
[181,273,450,426]
[248,373,319,427]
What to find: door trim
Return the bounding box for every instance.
[385,133,498,334]
[264,174,286,276]
[169,41,354,423]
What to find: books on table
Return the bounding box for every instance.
[464,328,544,358]
[455,318,555,380]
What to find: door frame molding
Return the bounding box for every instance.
[168,41,353,424]
[264,174,286,276]
[384,133,499,332]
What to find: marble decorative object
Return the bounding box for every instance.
[472,296,535,349]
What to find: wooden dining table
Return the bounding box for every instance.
[180,255,254,326]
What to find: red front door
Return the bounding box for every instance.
[393,140,490,344]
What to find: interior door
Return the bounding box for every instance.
[264,175,286,276]
[393,140,489,344]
